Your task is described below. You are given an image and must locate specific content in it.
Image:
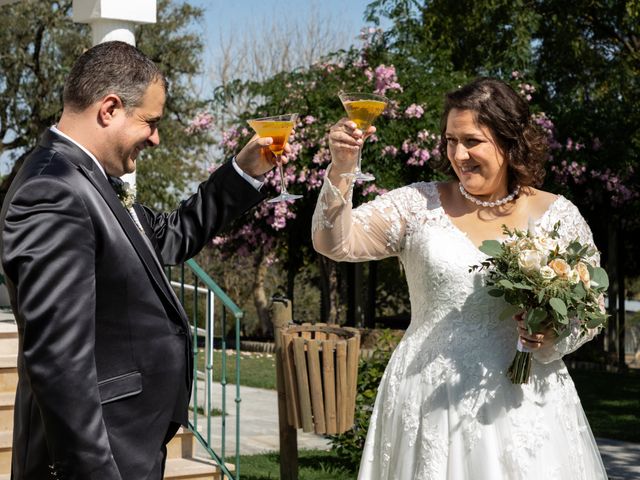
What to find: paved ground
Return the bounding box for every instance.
[196,382,640,479]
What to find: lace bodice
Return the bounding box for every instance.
[313,174,599,362]
[312,174,607,480]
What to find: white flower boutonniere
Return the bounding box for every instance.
[114,181,136,209]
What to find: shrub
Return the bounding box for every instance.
[329,329,398,469]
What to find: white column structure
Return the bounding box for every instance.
[72,0,157,187]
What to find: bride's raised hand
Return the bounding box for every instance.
[328,119,375,176]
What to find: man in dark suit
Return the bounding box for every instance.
[0,41,281,479]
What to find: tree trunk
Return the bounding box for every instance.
[253,249,275,338]
[319,255,341,324]
[606,217,619,365]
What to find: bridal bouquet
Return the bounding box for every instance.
[471,221,609,384]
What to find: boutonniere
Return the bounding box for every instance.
[113,181,136,209]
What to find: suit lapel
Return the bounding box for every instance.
[77,163,188,324]
[132,203,165,262]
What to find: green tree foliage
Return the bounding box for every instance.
[0,0,88,202]
[135,0,209,208]
[0,0,209,209]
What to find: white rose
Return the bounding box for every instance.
[568,269,580,284]
[516,237,534,251]
[533,235,558,253]
[539,265,556,280]
[518,249,546,273]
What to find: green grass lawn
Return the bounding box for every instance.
[198,349,277,390]
[238,449,357,480]
[569,368,640,443]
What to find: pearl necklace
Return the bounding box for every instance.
[458,183,520,208]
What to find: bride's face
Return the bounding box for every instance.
[445,108,509,201]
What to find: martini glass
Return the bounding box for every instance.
[338,92,388,182]
[247,113,302,203]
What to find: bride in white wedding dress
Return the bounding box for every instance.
[312,78,608,479]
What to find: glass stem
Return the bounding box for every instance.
[355,146,363,174]
[276,155,288,194]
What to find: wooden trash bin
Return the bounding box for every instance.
[280,323,360,434]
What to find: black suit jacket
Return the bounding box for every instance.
[0,130,265,479]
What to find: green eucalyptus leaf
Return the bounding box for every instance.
[526,308,547,328]
[549,297,568,316]
[590,267,609,290]
[572,282,586,300]
[499,279,514,289]
[479,240,503,257]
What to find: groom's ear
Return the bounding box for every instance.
[97,94,125,126]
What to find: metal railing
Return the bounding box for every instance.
[166,259,242,479]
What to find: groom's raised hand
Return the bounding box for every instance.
[236,134,292,178]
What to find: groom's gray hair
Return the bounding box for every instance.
[63,41,167,112]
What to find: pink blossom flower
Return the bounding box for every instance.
[304,115,316,125]
[306,168,325,191]
[592,138,602,151]
[364,68,374,83]
[313,147,332,165]
[361,184,388,197]
[382,146,398,157]
[186,112,215,134]
[372,64,402,96]
[383,99,399,119]
[404,103,425,119]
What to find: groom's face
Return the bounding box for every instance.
[109,80,165,176]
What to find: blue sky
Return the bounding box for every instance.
[187,0,381,90]
[190,0,375,42]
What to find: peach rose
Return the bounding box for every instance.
[574,262,591,287]
[548,258,571,278]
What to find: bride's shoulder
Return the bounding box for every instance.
[524,187,562,216]
[386,180,443,207]
[526,187,586,223]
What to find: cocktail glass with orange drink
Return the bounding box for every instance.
[247,113,302,203]
[338,92,388,182]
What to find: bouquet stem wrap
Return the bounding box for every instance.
[507,339,532,384]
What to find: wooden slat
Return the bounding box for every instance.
[306,341,325,434]
[292,337,314,432]
[314,323,327,341]
[335,341,348,433]
[282,333,301,428]
[346,336,359,429]
[322,339,337,434]
[300,324,312,340]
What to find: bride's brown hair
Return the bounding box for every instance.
[436,78,548,191]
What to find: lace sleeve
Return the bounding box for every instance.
[311,167,412,262]
[534,198,602,364]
